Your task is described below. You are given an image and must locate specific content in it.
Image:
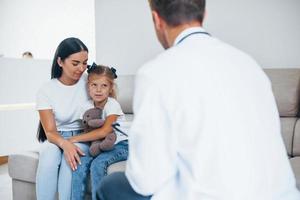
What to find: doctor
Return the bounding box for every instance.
[97,0,300,199]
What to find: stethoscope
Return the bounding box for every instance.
[176,31,211,45]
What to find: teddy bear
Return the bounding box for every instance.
[82,107,116,157]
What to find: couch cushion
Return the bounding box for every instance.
[8,151,126,184]
[8,151,39,183]
[264,69,300,117]
[280,118,297,156]
[116,75,135,114]
[290,157,300,190]
[293,119,300,156]
[107,161,126,174]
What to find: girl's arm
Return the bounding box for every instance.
[69,114,118,143]
[39,110,85,171]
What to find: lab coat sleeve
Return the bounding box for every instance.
[126,69,177,196]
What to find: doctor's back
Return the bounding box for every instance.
[126,0,300,199]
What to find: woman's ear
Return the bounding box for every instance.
[57,57,63,67]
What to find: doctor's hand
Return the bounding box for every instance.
[60,140,85,171]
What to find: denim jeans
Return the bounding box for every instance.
[97,172,151,200]
[36,130,90,200]
[71,140,128,200]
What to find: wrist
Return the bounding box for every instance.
[69,136,78,143]
[58,139,66,149]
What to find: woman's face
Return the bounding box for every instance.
[58,51,88,85]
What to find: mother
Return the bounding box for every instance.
[35,37,90,200]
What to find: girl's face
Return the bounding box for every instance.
[88,74,113,108]
[58,51,88,85]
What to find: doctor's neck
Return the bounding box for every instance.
[165,21,202,47]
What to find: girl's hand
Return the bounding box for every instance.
[60,140,85,171]
[68,137,77,143]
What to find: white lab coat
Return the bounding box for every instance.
[126,27,300,200]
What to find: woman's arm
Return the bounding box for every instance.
[39,110,85,171]
[69,115,118,143]
[39,110,64,145]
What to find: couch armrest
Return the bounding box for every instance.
[8,151,39,183]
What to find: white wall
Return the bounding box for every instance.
[0,0,96,62]
[0,58,52,155]
[205,0,300,68]
[0,58,51,104]
[95,0,300,72]
[95,0,163,75]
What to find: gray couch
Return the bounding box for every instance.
[8,69,300,199]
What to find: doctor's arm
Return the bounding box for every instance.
[125,72,177,196]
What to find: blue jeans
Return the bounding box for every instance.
[97,172,151,200]
[71,140,128,200]
[36,130,90,200]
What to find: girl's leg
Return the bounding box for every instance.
[71,156,93,200]
[36,141,62,200]
[58,142,90,200]
[90,140,128,200]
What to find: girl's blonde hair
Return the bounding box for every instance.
[87,63,117,99]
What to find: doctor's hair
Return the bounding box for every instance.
[148,0,206,27]
[87,64,117,99]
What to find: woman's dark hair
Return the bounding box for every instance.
[149,0,206,27]
[37,37,88,142]
[51,37,88,79]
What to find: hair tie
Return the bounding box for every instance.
[87,62,97,73]
[110,67,118,79]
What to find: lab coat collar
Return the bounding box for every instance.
[173,26,207,46]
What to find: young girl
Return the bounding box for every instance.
[36,37,90,200]
[69,63,129,200]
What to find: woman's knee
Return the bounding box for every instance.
[38,142,62,167]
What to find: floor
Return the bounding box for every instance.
[0,163,12,200]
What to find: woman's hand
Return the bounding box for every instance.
[60,140,85,171]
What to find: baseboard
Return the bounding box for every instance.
[0,156,8,165]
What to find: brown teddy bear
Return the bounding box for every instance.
[82,107,116,157]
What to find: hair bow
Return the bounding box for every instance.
[87,62,97,73]
[110,67,118,79]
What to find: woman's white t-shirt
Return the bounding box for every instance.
[36,74,89,131]
[79,97,128,143]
